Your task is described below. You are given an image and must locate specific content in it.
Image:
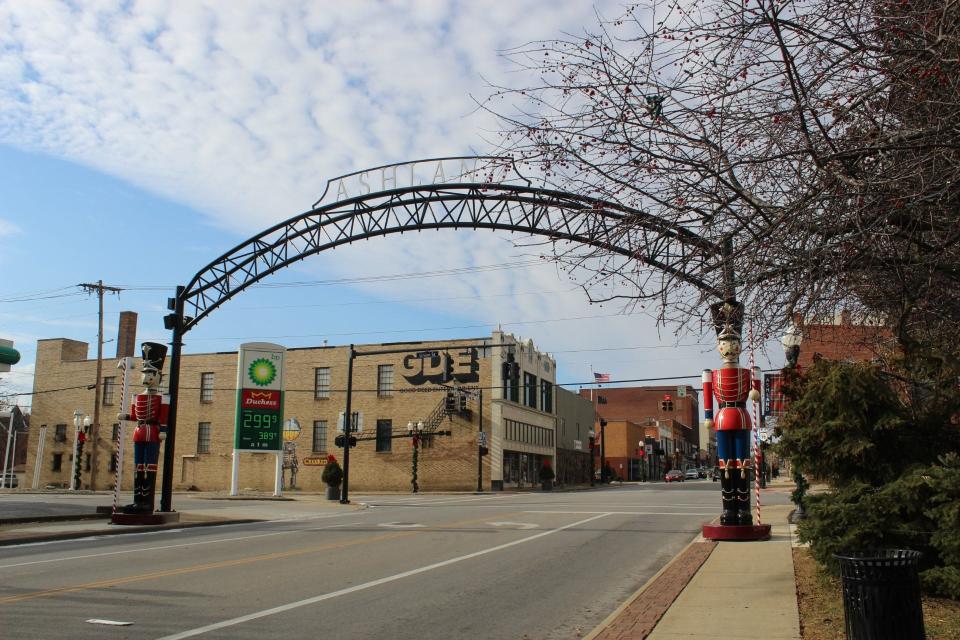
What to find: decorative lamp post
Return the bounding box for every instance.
[71,410,91,490]
[781,323,805,516]
[782,323,802,369]
[407,420,424,493]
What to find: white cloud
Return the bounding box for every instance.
[0,1,759,383]
[0,219,20,237]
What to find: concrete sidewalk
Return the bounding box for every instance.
[0,491,363,545]
[589,482,801,640]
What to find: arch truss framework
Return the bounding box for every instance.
[158,157,731,511]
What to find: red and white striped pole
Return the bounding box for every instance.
[112,357,134,514]
[748,323,762,526]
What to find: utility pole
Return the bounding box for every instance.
[79,281,122,490]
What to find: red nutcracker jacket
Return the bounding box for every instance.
[702,367,760,431]
[129,392,169,443]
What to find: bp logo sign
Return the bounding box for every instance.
[248,358,277,386]
[236,343,286,452]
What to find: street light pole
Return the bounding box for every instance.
[782,323,805,516]
[477,388,484,493]
[340,344,355,505]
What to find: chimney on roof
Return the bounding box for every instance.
[116,311,138,359]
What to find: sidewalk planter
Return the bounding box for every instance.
[325,485,341,501]
[834,549,924,640]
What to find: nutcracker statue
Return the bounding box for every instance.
[118,342,169,514]
[702,301,761,527]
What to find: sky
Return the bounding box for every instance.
[0,1,788,412]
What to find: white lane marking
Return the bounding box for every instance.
[487,521,539,530]
[0,512,362,569]
[86,619,132,626]
[377,522,425,529]
[358,493,522,507]
[524,510,717,516]
[157,513,610,640]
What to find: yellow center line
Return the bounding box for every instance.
[0,510,525,605]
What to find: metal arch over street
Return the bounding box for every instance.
[178,162,725,333]
[158,156,732,513]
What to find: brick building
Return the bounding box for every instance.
[554,387,594,486]
[24,329,579,493]
[580,385,701,480]
[797,311,892,369]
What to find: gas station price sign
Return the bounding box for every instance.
[235,344,286,452]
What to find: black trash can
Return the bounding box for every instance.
[833,549,925,640]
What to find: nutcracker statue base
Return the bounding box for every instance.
[702,522,771,541]
[111,511,180,526]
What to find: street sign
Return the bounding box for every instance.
[645,444,654,455]
[677,386,687,398]
[337,411,363,433]
[414,350,439,359]
[302,456,326,466]
[478,431,488,447]
[234,343,285,452]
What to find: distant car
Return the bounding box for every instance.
[698,468,707,478]
[664,469,684,483]
[684,468,700,480]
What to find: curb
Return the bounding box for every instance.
[584,535,717,640]
[0,512,111,526]
[0,518,266,547]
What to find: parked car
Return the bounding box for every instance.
[684,468,700,480]
[698,467,707,478]
[0,472,18,488]
[711,467,721,482]
[664,469,684,483]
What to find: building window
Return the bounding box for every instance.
[111,423,120,442]
[102,376,116,405]
[376,419,392,452]
[377,365,394,398]
[523,373,537,409]
[54,424,67,442]
[200,372,215,403]
[109,454,118,473]
[314,367,331,400]
[84,454,91,471]
[52,453,63,471]
[660,400,674,412]
[312,420,327,453]
[197,422,211,454]
[540,381,553,413]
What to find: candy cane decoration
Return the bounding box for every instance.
[748,322,762,526]
[112,357,134,514]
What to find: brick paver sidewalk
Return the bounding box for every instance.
[589,541,717,639]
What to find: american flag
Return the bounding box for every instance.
[593,372,610,383]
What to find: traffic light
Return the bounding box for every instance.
[588,436,595,450]
[441,353,453,383]
[599,418,608,428]
[479,445,489,457]
[335,435,357,448]
[502,352,520,384]
[458,392,468,413]
[445,391,456,413]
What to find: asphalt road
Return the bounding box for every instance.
[0,482,789,639]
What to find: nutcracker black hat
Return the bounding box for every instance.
[141,342,167,374]
[709,299,744,340]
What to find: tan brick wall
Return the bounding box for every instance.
[25,337,525,493]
